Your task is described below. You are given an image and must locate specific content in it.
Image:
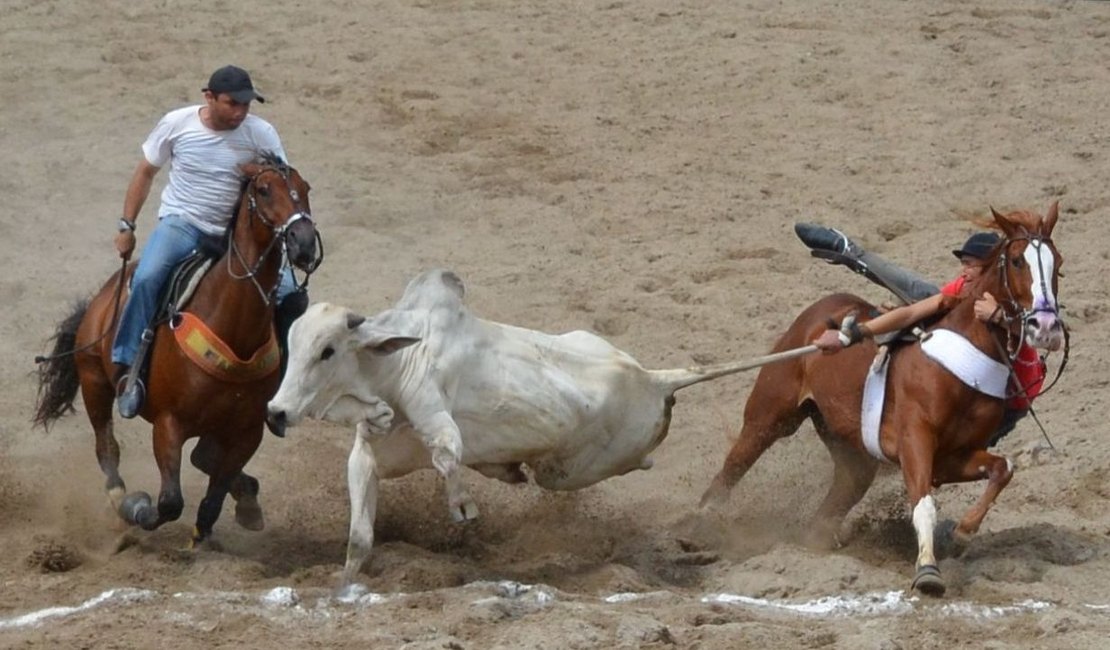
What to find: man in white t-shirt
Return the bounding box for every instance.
[112,65,305,419]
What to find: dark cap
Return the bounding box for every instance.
[203,65,265,103]
[952,232,1001,260]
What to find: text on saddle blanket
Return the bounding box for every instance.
[172,312,279,382]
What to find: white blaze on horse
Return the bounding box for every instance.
[266,268,801,587]
[700,204,1067,597]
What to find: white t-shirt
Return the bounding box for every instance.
[142,105,287,236]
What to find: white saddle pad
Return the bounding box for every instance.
[920,328,1009,398]
[861,351,892,462]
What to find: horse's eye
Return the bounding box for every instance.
[1012,257,1024,269]
[257,185,270,199]
[320,346,334,361]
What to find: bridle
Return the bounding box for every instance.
[228,165,324,305]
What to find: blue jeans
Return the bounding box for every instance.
[111,215,297,367]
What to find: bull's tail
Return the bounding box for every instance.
[651,344,818,393]
[33,299,90,430]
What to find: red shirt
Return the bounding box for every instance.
[940,277,966,297]
[938,278,1044,410]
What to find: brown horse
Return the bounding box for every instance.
[33,154,320,547]
[700,204,1066,596]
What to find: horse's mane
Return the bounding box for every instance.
[940,208,1047,313]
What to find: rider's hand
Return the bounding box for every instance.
[813,329,847,354]
[115,230,136,261]
[974,291,1000,324]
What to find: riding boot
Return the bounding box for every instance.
[795,223,939,304]
[988,408,1028,448]
[795,223,864,259]
[116,328,153,419]
[274,287,309,380]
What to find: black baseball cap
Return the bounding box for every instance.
[203,65,265,103]
[952,232,1001,260]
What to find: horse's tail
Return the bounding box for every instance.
[33,299,90,430]
[650,345,819,394]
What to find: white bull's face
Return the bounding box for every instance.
[266,302,419,436]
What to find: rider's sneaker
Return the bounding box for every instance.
[794,223,863,258]
[115,368,144,419]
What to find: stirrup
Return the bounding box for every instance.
[116,375,145,419]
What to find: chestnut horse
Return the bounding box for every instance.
[33,154,320,547]
[700,204,1066,596]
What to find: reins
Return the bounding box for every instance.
[981,229,1069,450]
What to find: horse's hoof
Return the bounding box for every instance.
[235,501,266,531]
[107,486,127,513]
[933,519,969,559]
[118,492,153,526]
[185,529,224,553]
[801,526,841,551]
[912,564,946,597]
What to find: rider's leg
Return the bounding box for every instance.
[794,223,939,303]
[858,253,939,303]
[989,408,1028,448]
[111,215,203,417]
[273,266,308,377]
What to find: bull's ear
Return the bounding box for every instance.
[356,309,419,355]
[360,333,421,356]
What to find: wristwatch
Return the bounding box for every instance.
[118,218,137,233]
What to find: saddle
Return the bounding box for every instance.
[128,244,222,391]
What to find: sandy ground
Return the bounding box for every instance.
[3,0,1110,647]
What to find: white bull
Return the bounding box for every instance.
[267,269,806,586]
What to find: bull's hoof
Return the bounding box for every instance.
[235,499,266,531]
[911,564,946,597]
[933,519,969,559]
[450,499,480,523]
[698,479,730,509]
[335,581,370,602]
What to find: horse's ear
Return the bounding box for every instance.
[990,206,1018,238]
[239,162,262,179]
[1043,201,1059,237]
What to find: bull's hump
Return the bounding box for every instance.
[398,269,468,310]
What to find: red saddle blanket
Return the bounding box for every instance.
[172,312,279,383]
